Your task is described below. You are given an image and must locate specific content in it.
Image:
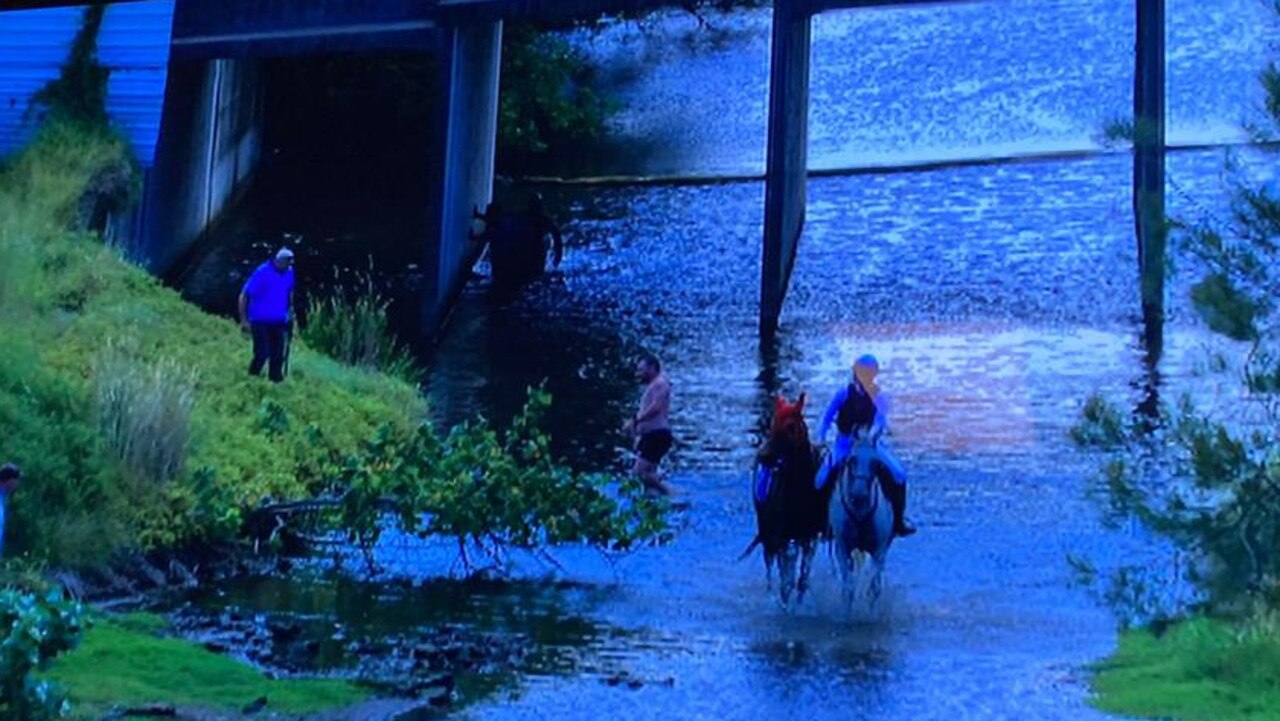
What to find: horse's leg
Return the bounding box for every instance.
[856,548,881,605]
[763,548,775,592]
[835,537,857,607]
[848,555,862,607]
[867,496,893,607]
[830,523,858,607]
[796,540,816,604]
[868,557,884,605]
[867,543,891,606]
[779,544,798,608]
[828,498,846,588]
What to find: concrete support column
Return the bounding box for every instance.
[1134,0,1166,356]
[424,20,503,336]
[139,57,262,274]
[760,0,812,336]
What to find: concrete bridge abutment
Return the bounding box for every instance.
[423,19,503,336]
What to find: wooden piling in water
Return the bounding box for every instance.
[760,0,813,337]
[1134,0,1166,357]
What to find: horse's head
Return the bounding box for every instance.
[837,442,880,518]
[770,393,810,453]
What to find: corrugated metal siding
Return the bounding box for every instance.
[0,1,175,166]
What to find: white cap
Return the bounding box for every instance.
[276,247,295,261]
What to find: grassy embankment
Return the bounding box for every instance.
[44,613,369,718]
[0,117,418,719]
[1092,616,1280,721]
[0,119,424,568]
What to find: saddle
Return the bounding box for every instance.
[753,456,784,503]
[829,445,894,495]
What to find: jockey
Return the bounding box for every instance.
[816,354,916,538]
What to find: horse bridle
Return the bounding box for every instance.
[837,457,881,521]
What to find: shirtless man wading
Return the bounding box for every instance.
[622,353,675,496]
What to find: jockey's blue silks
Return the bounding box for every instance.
[816,397,905,491]
[816,353,906,491]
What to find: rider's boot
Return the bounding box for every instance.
[884,481,917,538]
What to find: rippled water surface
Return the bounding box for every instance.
[566,0,1271,175]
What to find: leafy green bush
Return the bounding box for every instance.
[0,329,129,566]
[498,25,613,173]
[333,387,668,573]
[0,589,86,721]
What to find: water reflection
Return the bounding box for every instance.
[186,575,622,676]
[1133,336,1165,432]
[562,0,1271,177]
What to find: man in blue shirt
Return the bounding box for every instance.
[816,355,915,538]
[239,248,296,383]
[0,463,21,558]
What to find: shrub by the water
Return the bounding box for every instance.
[336,387,669,573]
[1075,90,1280,620]
[498,25,614,174]
[1078,5,1280,719]
[0,589,85,721]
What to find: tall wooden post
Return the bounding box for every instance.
[760,0,812,336]
[1134,0,1166,358]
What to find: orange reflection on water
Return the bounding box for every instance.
[823,321,1139,457]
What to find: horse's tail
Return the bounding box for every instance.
[737,535,762,561]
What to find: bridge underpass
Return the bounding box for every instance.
[0,0,1168,342]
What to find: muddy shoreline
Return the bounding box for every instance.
[59,545,551,721]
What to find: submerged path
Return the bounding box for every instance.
[366,457,1129,721]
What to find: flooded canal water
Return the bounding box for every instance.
[174,1,1275,718]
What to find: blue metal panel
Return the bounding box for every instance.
[170,0,436,59]
[98,0,176,166]
[0,0,174,166]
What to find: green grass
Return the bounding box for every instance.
[45,613,369,718]
[1091,615,1280,721]
[0,119,426,566]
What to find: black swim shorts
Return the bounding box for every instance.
[637,429,674,464]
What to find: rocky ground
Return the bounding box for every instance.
[169,605,531,703]
[56,546,540,721]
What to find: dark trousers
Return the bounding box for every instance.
[249,322,289,382]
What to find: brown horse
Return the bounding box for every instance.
[741,394,830,607]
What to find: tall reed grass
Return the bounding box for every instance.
[300,275,419,384]
[93,342,197,485]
